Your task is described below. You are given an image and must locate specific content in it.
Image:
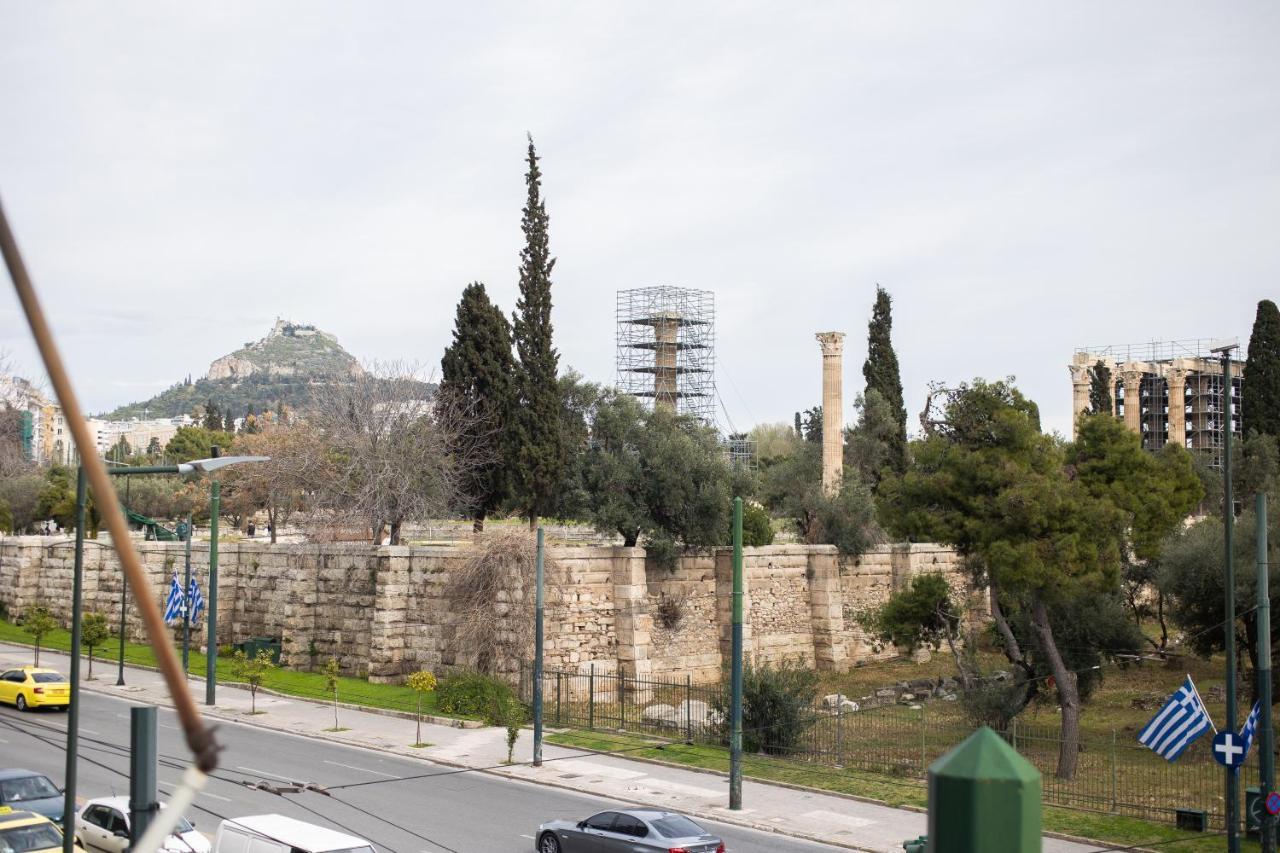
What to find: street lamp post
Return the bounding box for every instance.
[1213,341,1240,853]
[182,513,193,678]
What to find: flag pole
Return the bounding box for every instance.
[1189,675,1219,735]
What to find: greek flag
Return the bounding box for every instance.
[162,573,185,626]
[1137,675,1214,761]
[187,577,205,623]
[1239,700,1263,761]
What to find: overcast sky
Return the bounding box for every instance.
[2,3,1277,437]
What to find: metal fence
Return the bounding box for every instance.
[523,665,1256,829]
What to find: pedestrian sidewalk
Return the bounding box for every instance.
[0,643,1099,853]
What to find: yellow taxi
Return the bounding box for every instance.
[0,668,70,711]
[0,805,82,853]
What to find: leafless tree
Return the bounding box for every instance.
[221,423,325,542]
[445,530,562,676]
[304,362,485,545]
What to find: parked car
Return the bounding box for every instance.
[0,668,70,711]
[75,796,209,853]
[212,815,375,853]
[0,770,64,826]
[0,805,82,853]
[535,809,724,853]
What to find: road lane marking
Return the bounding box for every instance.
[323,760,397,778]
[236,766,299,782]
[519,835,534,839]
[199,791,232,802]
[158,723,179,730]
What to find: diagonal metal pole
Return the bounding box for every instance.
[0,197,220,773]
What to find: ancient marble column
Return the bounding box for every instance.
[651,312,681,412]
[1122,368,1145,435]
[816,332,846,495]
[1166,366,1188,450]
[1069,363,1091,437]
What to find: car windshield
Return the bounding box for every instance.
[31,674,65,684]
[0,822,64,852]
[326,846,375,853]
[173,816,194,834]
[652,816,706,838]
[0,776,60,802]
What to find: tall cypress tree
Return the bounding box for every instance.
[862,286,907,474]
[440,282,516,531]
[510,135,568,526]
[1245,299,1280,439]
[1088,360,1113,415]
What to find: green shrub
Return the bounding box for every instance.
[738,501,774,547]
[867,573,956,652]
[436,671,522,725]
[713,659,818,755]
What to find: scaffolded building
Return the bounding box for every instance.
[616,286,716,423]
[1069,339,1244,466]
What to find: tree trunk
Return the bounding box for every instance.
[473,513,485,533]
[373,520,386,546]
[268,507,278,544]
[1030,597,1080,780]
[528,515,539,532]
[86,647,94,680]
[389,519,402,546]
[989,584,1024,664]
[1156,591,1168,651]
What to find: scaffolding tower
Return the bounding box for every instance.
[616,286,716,424]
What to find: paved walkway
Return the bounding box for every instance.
[0,643,1102,853]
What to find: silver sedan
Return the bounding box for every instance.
[535,808,724,853]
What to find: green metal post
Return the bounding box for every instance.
[129,706,157,843]
[686,674,693,743]
[1258,492,1274,853]
[1224,352,1239,853]
[556,671,562,727]
[835,700,843,765]
[929,727,1041,852]
[730,496,744,810]
[206,478,220,705]
[182,514,192,677]
[1111,730,1118,814]
[533,526,545,767]
[588,664,595,729]
[115,571,126,686]
[62,467,86,851]
[920,704,927,773]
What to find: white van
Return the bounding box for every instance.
[212,815,375,853]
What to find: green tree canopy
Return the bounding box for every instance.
[862,286,908,475]
[761,435,876,555]
[440,282,517,530]
[509,136,568,525]
[1245,299,1280,439]
[1087,360,1113,416]
[164,426,234,463]
[580,392,731,560]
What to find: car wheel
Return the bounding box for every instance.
[15,694,28,711]
[537,832,561,853]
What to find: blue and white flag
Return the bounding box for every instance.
[1137,675,1214,761]
[1239,699,1263,761]
[162,573,185,626]
[187,577,205,623]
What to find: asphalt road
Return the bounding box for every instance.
[0,692,841,853]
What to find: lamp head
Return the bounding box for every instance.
[177,455,270,474]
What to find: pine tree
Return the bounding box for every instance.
[203,401,221,431]
[794,412,803,438]
[1088,360,1113,415]
[1245,300,1280,439]
[862,286,907,475]
[441,282,516,530]
[509,135,568,526]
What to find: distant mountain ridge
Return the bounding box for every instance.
[103,320,431,420]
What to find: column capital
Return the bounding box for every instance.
[1068,364,1091,385]
[1165,366,1189,386]
[816,331,846,356]
[1121,367,1146,385]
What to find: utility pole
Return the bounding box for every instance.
[206,445,221,706]
[62,467,86,853]
[729,496,744,810]
[115,571,127,686]
[533,526,544,767]
[1216,342,1240,853]
[129,706,158,842]
[1258,492,1275,853]
[182,514,193,678]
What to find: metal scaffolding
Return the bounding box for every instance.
[616,286,716,424]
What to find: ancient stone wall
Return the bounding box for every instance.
[0,536,972,684]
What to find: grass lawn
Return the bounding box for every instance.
[0,619,451,719]
[548,730,1257,853]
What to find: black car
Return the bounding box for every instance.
[0,770,64,826]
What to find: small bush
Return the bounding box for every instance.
[738,501,774,547]
[436,671,521,725]
[713,659,819,755]
[868,573,957,652]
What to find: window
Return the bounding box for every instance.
[0,775,59,803]
[583,812,617,832]
[0,822,64,853]
[82,806,109,829]
[104,811,128,836]
[611,816,648,838]
[652,816,706,838]
[32,673,65,684]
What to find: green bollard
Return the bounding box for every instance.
[928,726,1041,852]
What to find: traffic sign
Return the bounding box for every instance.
[1267,791,1280,816]
[1213,731,1247,768]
